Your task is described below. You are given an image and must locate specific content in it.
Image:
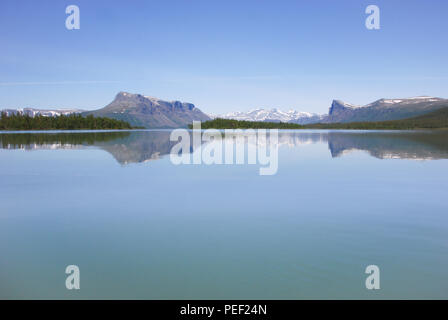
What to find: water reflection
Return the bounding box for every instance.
[1,130,448,163]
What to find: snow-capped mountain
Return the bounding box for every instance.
[216,108,326,125]
[1,107,84,117]
[326,96,448,123]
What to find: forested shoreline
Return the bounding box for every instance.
[0,113,138,130]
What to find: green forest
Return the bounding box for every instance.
[0,113,137,130]
[190,118,305,129]
[195,107,448,130]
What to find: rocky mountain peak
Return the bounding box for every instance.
[83,92,210,128]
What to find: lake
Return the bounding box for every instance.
[1,129,447,299]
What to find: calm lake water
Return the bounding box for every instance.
[1,129,448,299]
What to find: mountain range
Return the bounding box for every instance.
[1,107,84,117]
[2,93,447,128]
[214,108,325,124]
[216,96,448,124]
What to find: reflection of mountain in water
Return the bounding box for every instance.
[94,131,178,164]
[1,130,448,163]
[0,131,178,165]
[326,131,448,160]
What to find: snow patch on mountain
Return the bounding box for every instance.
[1,107,84,117]
[364,96,442,107]
[215,108,326,124]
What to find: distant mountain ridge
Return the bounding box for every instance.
[1,107,84,117]
[215,108,326,125]
[83,92,210,128]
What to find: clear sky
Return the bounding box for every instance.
[1,0,447,114]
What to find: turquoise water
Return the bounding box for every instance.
[0,130,447,299]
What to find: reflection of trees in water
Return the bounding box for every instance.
[0,131,131,149]
[0,131,176,165]
[1,130,448,163]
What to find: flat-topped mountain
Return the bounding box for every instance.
[325,96,448,123]
[83,92,210,128]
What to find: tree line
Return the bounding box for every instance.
[0,113,137,130]
[190,118,305,129]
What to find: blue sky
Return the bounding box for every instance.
[0,0,447,114]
